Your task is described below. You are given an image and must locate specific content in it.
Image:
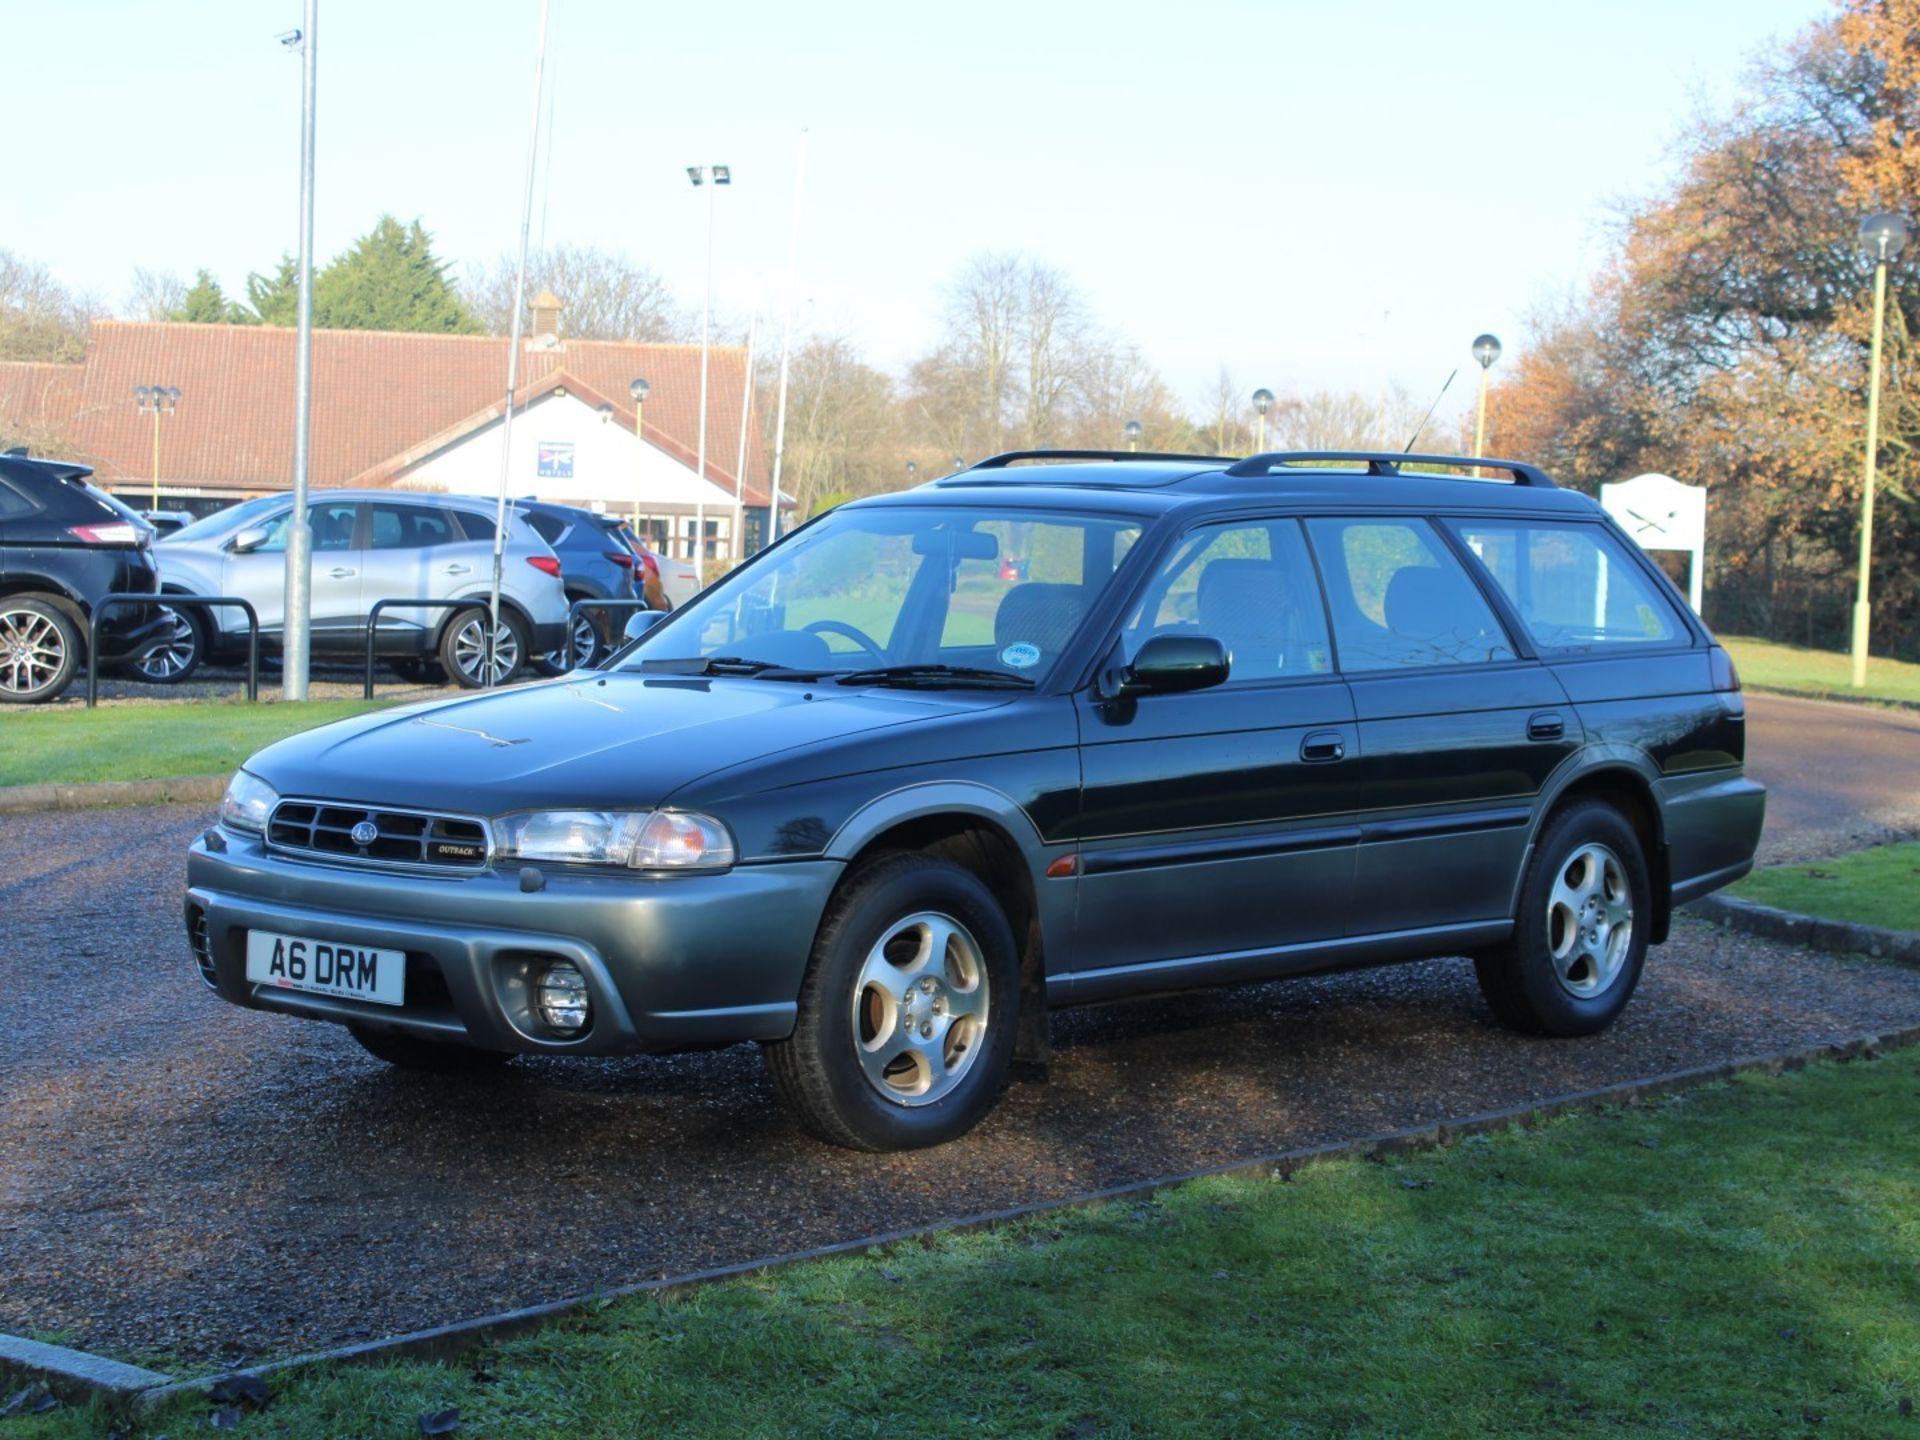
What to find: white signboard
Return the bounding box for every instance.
[1600,473,1706,614]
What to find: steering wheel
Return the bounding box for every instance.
[801,619,887,663]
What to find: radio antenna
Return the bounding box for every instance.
[1401,368,1458,453]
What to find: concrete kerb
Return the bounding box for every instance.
[1687,892,1920,964]
[0,774,225,814]
[4,1022,1916,1417]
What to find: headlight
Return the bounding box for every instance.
[219,770,278,834]
[492,809,735,870]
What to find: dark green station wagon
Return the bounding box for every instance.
[187,450,1765,1150]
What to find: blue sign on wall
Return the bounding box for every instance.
[537,442,575,479]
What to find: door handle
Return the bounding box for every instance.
[1527,711,1566,741]
[441,564,472,575]
[1300,731,1346,763]
[328,567,356,579]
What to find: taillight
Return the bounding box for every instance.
[69,522,143,545]
[604,551,635,569]
[1709,645,1741,692]
[527,555,563,577]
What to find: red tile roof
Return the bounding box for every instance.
[0,321,773,506]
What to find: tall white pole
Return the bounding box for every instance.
[282,0,318,701]
[732,277,761,559]
[486,0,550,686]
[768,129,808,543]
[695,174,714,573]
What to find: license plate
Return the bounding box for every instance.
[245,929,406,1007]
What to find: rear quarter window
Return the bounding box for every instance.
[1449,519,1687,653]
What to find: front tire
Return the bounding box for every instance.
[1475,800,1651,1037]
[439,608,530,688]
[347,1023,514,1072]
[0,597,80,704]
[764,854,1018,1151]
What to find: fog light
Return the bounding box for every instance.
[536,960,591,1036]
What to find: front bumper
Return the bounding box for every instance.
[185,828,840,1055]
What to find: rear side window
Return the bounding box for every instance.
[526,512,568,545]
[1306,517,1516,672]
[1449,519,1685,653]
[454,511,495,542]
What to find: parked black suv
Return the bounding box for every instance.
[0,455,167,703]
[186,450,1765,1150]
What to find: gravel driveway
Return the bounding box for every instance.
[4,802,1920,1369]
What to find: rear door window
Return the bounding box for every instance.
[0,477,37,519]
[1305,517,1516,671]
[370,503,457,550]
[1448,519,1686,653]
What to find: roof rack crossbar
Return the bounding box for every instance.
[968,449,1236,470]
[1221,450,1557,488]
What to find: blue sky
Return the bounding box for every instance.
[15,0,1828,415]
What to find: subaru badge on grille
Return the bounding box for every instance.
[349,820,379,847]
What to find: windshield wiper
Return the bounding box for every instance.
[836,664,1035,689]
[636,656,826,680]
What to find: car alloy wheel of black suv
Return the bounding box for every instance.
[185,449,1766,1150]
[0,454,167,703]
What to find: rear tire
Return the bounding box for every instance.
[764,853,1018,1151]
[0,597,80,704]
[347,1023,514,1072]
[533,608,603,676]
[1475,800,1651,1037]
[439,608,530,688]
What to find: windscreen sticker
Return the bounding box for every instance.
[1000,642,1041,670]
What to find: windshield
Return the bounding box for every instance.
[622,504,1144,685]
[163,494,284,544]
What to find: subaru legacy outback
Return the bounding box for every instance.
[185,450,1765,1150]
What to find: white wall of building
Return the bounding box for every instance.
[400,391,738,513]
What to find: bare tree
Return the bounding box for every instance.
[0,251,93,363]
[776,334,900,517]
[125,268,187,322]
[462,245,692,341]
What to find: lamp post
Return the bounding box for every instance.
[1251,387,1274,453]
[1471,334,1501,463]
[628,377,650,531]
[1852,212,1908,688]
[132,386,182,508]
[687,163,730,568]
[1123,419,1143,453]
[905,460,918,484]
[952,455,965,472]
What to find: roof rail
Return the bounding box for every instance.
[967,449,1235,470]
[1222,450,1557,488]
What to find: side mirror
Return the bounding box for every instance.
[623,609,667,641]
[231,526,270,555]
[1111,634,1231,697]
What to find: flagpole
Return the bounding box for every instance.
[733,276,761,558]
[767,128,807,542]
[486,0,551,686]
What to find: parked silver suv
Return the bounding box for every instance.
[139,491,570,686]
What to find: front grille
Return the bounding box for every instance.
[186,903,217,989]
[267,800,491,871]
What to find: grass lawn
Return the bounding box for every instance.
[1729,841,1920,932]
[14,1049,1920,1437]
[1720,633,1920,705]
[0,700,391,787]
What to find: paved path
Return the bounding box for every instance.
[4,802,1919,1368]
[1745,692,1920,863]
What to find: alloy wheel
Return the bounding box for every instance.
[0,607,67,698]
[849,910,989,1106]
[1547,842,1633,997]
[132,607,198,681]
[450,616,521,685]
[543,614,599,672]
